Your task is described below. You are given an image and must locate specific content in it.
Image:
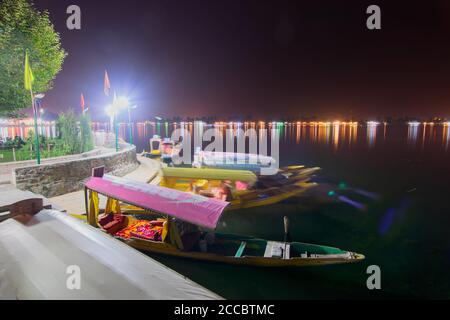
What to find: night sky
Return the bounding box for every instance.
[32,0,450,120]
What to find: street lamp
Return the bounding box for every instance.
[127,105,137,144]
[39,108,44,136]
[32,93,45,164]
[106,96,129,151]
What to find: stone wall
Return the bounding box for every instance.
[13,143,139,197]
[0,148,102,176]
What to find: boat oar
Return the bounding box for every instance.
[283,216,291,259]
[283,216,290,243]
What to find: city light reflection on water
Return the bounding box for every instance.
[98,121,450,155]
[1,120,448,155]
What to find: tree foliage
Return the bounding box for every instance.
[80,113,94,153]
[57,109,80,154]
[0,0,66,116]
[56,109,94,154]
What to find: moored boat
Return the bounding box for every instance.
[141,135,162,158]
[156,167,318,210]
[84,174,365,267]
[192,150,276,172]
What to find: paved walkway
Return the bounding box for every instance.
[0,155,162,215]
[49,155,162,215]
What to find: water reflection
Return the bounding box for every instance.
[366,123,378,148]
[2,119,444,154]
[443,124,450,151]
[407,123,420,147]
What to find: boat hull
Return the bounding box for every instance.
[125,236,364,267]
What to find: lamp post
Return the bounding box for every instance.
[127,105,137,145]
[106,96,129,152]
[39,107,44,136]
[33,93,45,164]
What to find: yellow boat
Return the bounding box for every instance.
[156,167,318,210]
[84,174,365,267]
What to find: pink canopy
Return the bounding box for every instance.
[85,176,229,229]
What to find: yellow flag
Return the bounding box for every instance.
[24,50,34,91]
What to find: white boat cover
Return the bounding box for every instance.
[0,210,222,300]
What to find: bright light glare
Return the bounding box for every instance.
[105,104,114,117]
[105,96,130,117]
[114,96,130,110]
[367,121,380,126]
[408,121,421,126]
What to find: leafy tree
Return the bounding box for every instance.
[0,0,66,116]
[57,109,80,154]
[80,113,94,153]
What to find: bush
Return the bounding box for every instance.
[57,109,80,154]
[80,113,94,153]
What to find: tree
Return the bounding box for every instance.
[80,113,94,153]
[57,109,80,154]
[0,0,66,116]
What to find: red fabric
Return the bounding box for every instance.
[98,213,114,227]
[103,215,127,235]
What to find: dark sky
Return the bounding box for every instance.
[32,0,450,120]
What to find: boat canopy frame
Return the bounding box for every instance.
[84,175,229,229]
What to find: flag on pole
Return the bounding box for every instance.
[104,70,111,96]
[80,93,85,113]
[24,49,41,165]
[24,50,34,91]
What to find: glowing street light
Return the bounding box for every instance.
[105,95,130,151]
[127,105,137,144]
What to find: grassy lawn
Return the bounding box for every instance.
[0,146,76,163]
[0,148,46,163]
[0,149,16,162]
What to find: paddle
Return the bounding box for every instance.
[283,216,290,242]
[283,216,291,259]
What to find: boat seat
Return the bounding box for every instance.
[234,241,247,258]
[264,241,291,259]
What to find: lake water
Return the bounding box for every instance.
[118,122,450,299]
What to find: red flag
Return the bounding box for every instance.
[104,70,111,96]
[80,93,85,112]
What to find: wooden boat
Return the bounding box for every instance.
[84,175,364,267]
[161,138,175,163]
[192,150,276,172]
[156,167,318,210]
[141,135,162,158]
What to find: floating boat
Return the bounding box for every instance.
[141,135,162,158]
[84,175,365,267]
[161,138,175,163]
[156,167,318,210]
[192,150,277,172]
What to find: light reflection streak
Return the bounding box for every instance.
[407,124,419,147]
[367,124,377,148]
[443,124,450,151]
